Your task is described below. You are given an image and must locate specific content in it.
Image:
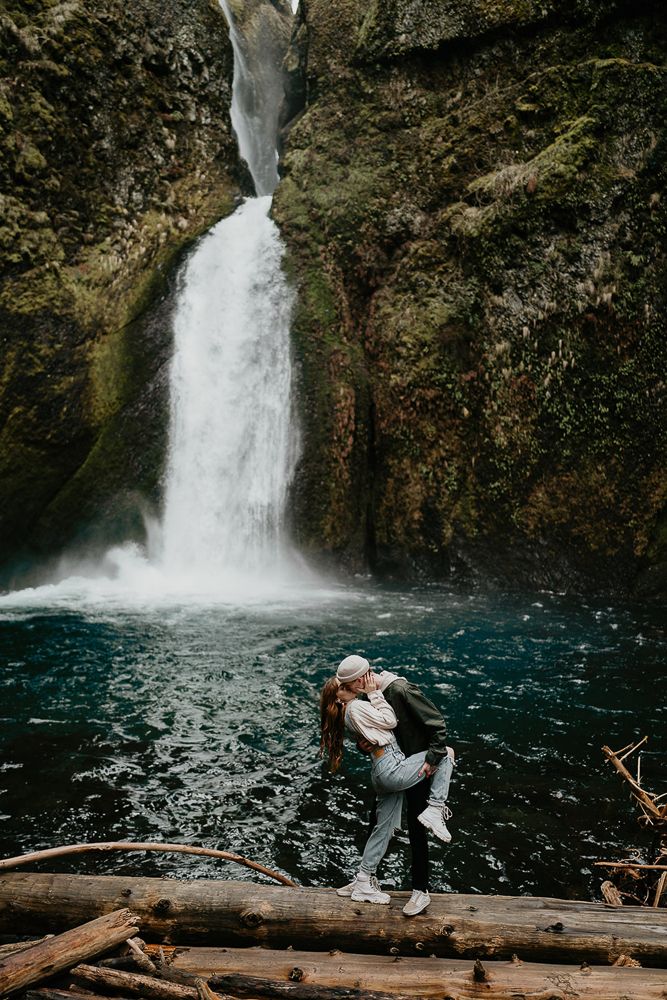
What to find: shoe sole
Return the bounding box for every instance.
[350,894,391,904]
[336,889,353,896]
[403,902,430,916]
[418,815,452,843]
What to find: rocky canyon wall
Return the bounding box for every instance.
[274,0,667,598]
[0,0,249,586]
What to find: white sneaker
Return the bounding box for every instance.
[418,804,452,843]
[336,878,359,897]
[403,889,430,916]
[350,874,391,904]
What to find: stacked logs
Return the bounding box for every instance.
[2,876,667,1000]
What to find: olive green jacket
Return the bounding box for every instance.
[382,676,448,766]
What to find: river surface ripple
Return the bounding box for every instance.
[1,582,665,900]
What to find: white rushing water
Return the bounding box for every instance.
[158,0,299,586]
[219,0,282,195]
[1,0,306,606]
[160,196,297,581]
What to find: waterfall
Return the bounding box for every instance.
[159,1,298,584]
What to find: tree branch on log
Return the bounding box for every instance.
[601,743,663,822]
[652,871,667,908]
[0,937,52,959]
[125,938,157,976]
[594,862,667,870]
[0,843,296,888]
[0,910,139,999]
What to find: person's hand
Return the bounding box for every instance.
[418,761,439,778]
[356,737,376,755]
[361,670,377,694]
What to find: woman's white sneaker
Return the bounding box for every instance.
[418,804,452,842]
[403,889,430,916]
[336,879,359,896]
[350,873,391,904]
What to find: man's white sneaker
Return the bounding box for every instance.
[403,889,430,916]
[418,804,452,843]
[350,874,391,904]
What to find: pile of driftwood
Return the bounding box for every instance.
[2,872,667,1000]
[596,739,667,908]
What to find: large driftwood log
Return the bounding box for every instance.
[209,967,667,1000]
[148,945,667,999]
[46,953,667,1000]
[0,909,139,998]
[2,875,667,966]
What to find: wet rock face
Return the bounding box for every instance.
[274,0,667,597]
[0,0,244,587]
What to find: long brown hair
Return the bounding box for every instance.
[320,676,346,773]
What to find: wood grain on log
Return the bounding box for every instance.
[26,990,126,1000]
[74,951,667,1000]
[0,909,139,998]
[2,875,667,967]
[0,937,52,959]
[211,973,434,1000]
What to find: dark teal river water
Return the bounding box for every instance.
[1,579,665,900]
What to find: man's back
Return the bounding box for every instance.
[382,677,448,764]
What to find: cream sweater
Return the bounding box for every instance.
[344,688,398,745]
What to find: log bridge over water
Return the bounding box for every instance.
[1,874,667,1000]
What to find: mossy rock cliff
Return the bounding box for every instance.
[0,0,248,587]
[274,0,667,597]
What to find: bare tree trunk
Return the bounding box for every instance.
[2,874,667,966]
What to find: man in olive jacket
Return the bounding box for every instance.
[335,654,452,916]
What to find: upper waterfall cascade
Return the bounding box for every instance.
[159,0,298,582]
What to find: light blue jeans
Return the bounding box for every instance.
[360,742,454,877]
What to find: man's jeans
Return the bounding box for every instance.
[360,743,454,876]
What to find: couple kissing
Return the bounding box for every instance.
[320,654,454,917]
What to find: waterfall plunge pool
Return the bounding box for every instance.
[1,580,664,901]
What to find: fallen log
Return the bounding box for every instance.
[212,975,431,1000]
[209,967,667,1000]
[70,966,240,1000]
[145,944,667,999]
[2,874,667,966]
[0,909,139,998]
[70,965,199,1000]
[26,991,125,1000]
[71,953,667,1000]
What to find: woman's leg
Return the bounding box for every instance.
[358,790,403,876]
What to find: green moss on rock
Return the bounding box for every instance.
[0,0,249,586]
[275,0,667,595]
